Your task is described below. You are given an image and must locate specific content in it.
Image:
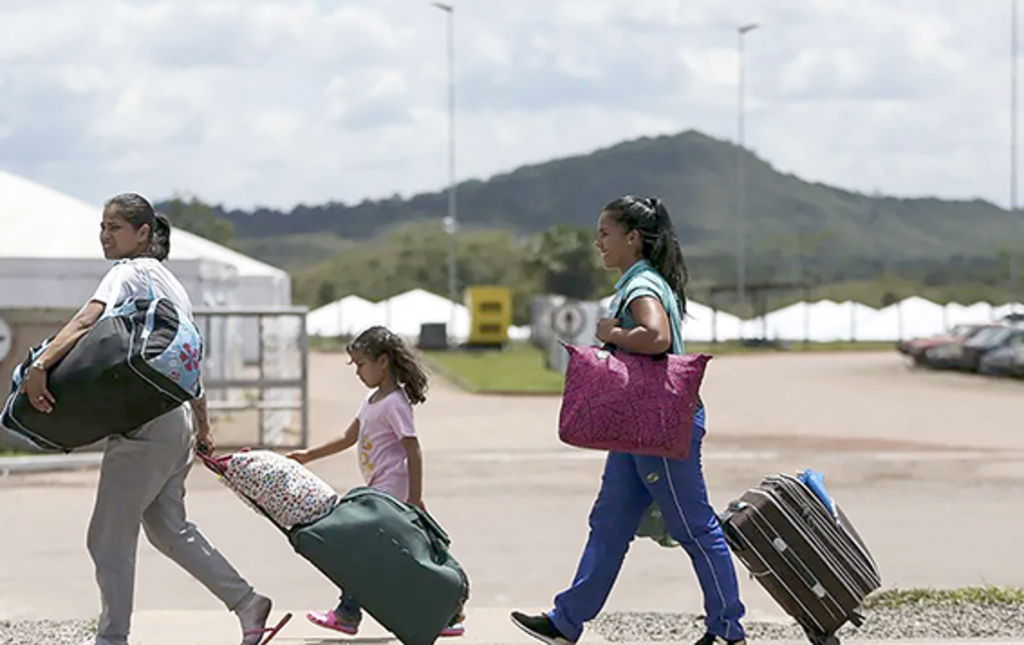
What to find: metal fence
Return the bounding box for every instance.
[194,307,309,450]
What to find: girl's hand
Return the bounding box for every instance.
[408,497,426,512]
[286,449,312,464]
[596,317,621,345]
[23,369,55,414]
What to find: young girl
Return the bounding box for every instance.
[511,196,747,645]
[287,325,464,637]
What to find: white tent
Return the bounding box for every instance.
[685,301,744,342]
[885,296,947,339]
[994,302,1024,319]
[377,289,471,340]
[307,295,384,337]
[310,289,532,344]
[307,289,470,341]
[0,171,290,310]
[745,300,880,342]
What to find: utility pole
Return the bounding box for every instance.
[736,23,758,316]
[433,2,459,338]
[1012,0,1021,311]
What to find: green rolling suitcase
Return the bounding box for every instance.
[289,487,470,645]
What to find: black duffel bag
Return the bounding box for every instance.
[1,296,203,452]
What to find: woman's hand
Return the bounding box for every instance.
[286,449,312,464]
[20,301,104,416]
[596,317,621,345]
[23,369,55,414]
[196,424,215,455]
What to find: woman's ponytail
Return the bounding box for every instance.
[648,199,688,315]
[148,213,171,261]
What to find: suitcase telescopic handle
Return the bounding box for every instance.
[771,537,828,599]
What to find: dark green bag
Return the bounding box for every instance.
[288,487,470,645]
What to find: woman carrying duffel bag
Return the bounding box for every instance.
[18,194,284,645]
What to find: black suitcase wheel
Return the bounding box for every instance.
[802,625,840,645]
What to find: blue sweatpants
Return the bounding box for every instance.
[548,424,746,642]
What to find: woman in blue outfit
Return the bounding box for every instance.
[511,196,746,645]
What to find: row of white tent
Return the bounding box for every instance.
[731,297,1021,342]
[594,295,1022,342]
[307,289,532,342]
[310,290,1022,344]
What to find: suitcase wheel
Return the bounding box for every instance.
[802,626,840,645]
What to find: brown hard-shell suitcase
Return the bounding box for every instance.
[720,473,881,645]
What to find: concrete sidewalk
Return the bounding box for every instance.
[0,450,101,474]
[126,607,1018,645]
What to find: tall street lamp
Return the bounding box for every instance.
[433,2,459,339]
[736,23,758,313]
[1011,0,1021,311]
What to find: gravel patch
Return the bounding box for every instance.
[591,603,1024,641]
[0,619,94,645]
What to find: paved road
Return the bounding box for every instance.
[0,351,1022,640]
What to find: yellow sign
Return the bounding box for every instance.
[465,286,512,346]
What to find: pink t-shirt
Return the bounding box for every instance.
[357,389,417,501]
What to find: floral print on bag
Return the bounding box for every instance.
[216,450,340,529]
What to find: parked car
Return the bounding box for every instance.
[977,322,1024,377]
[917,325,1003,370]
[949,324,1024,372]
[898,324,984,366]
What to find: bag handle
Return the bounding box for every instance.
[344,487,452,550]
[405,504,452,548]
[197,451,232,475]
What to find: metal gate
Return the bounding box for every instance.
[193,307,309,450]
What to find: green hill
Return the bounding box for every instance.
[208,130,1022,263]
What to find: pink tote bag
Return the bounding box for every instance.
[558,344,711,460]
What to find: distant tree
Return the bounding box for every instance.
[524,225,606,300]
[162,196,236,246]
[316,281,338,307]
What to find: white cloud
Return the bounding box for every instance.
[0,0,1022,213]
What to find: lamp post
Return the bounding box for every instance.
[736,23,758,315]
[433,2,459,340]
[1012,0,1021,312]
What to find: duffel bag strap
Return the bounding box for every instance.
[404,505,452,549]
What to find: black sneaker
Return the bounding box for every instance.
[693,633,746,645]
[509,611,575,645]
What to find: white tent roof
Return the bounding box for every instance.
[0,171,285,278]
[308,289,471,340]
[379,288,471,339]
[307,295,383,337]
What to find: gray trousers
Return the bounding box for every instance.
[87,404,253,645]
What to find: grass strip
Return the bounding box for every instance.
[865,586,1024,608]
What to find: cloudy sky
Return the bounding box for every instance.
[0,0,1020,211]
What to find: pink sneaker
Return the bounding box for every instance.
[306,609,359,635]
[441,621,466,637]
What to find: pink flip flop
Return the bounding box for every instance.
[245,612,292,645]
[306,609,360,635]
[440,622,466,637]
